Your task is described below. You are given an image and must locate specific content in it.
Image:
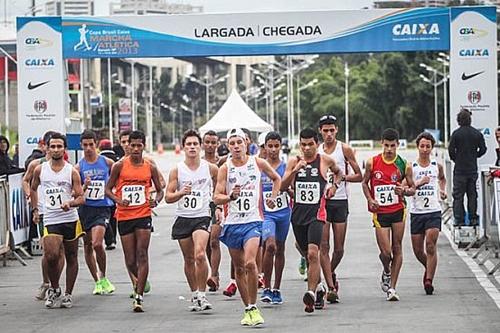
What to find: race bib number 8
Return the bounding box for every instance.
[374,185,399,206]
[122,185,146,206]
[44,187,69,210]
[180,190,203,211]
[231,189,256,213]
[263,191,288,212]
[86,180,105,200]
[295,182,320,204]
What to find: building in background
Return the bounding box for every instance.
[45,0,95,16]
[110,0,203,15]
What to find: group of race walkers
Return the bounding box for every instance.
[23,114,447,327]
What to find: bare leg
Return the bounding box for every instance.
[263,237,276,289]
[243,237,260,304]
[273,242,286,290]
[411,234,427,268]
[83,233,98,282]
[63,239,79,294]
[43,236,64,289]
[319,222,334,288]
[178,237,197,291]
[375,228,392,274]
[192,230,210,292]
[92,225,107,278]
[307,244,321,292]
[390,221,405,289]
[425,228,440,280]
[134,229,151,295]
[229,248,248,306]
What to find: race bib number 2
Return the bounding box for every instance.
[86,180,105,200]
[122,185,146,206]
[374,185,399,206]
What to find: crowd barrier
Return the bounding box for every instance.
[0,177,11,262]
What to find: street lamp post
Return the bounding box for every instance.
[344,62,349,144]
[188,72,229,123]
[297,77,318,134]
[420,62,447,140]
[107,58,113,144]
[161,102,176,144]
[438,53,450,147]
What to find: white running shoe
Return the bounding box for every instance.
[380,271,391,293]
[35,283,50,300]
[199,295,212,311]
[386,288,400,301]
[45,288,62,308]
[60,293,73,308]
[189,297,201,312]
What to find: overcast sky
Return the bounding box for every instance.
[2,0,374,20]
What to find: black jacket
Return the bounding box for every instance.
[0,136,23,176]
[24,148,45,169]
[496,148,500,167]
[100,150,119,162]
[448,125,487,175]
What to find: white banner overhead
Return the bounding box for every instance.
[16,17,67,167]
[450,7,498,166]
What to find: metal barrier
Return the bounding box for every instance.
[0,177,11,264]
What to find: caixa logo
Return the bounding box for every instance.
[24,37,53,49]
[392,23,440,36]
[26,137,40,144]
[459,49,489,58]
[458,27,488,41]
[24,58,55,68]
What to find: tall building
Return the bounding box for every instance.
[45,0,94,16]
[373,0,452,7]
[110,0,203,15]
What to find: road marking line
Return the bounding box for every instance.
[443,226,500,309]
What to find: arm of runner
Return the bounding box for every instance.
[105,161,127,206]
[324,155,343,199]
[30,165,42,224]
[213,164,231,205]
[62,168,85,210]
[256,157,281,208]
[280,156,303,191]
[22,160,37,200]
[402,162,416,197]
[362,158,379,211]
[150,163,164,207]
[437,162,447,200]
[209,163,223,222]
[165,167,185,203]
[343,144,363,182]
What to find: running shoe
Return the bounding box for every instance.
[332,273,339,292]
[223,280,237,297]
[45,287,62,308]
[100,277,116,294]
[249,307,265,326]
[144,280,152,294]
[199,295,212,311]
[35,283,50,300]
[189,296,201,312]
[299,257,307,276]
[424,279,434,295]
[380,270,391,293]
[303,290,315,313]
[386,288,400,301]
[133,295,144,312]
[105,243,116,250]
[93,280,104,295]
[271,289,283,305]
[314,283,326,310]
[326,287,339,304]
[60,293,73,308]
[260,288,272,303]
[207,276,219,292]
[241,309,252,326]
[258,274,265,289]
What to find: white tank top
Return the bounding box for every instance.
[174,160,212,218]
[225,156,263,225]
[40,161,79,225]
[319,141,348,200]
[410,160,441,214]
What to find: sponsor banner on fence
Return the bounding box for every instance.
[16,17,67,167]
[8,174,30,245]
[58,7,450,58]
[118,98,132,131]
[450,7,498,166]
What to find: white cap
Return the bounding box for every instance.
[226,128,246,141]
[258,131,269,147]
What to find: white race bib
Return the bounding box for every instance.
[374,185,399,206]
[44,187,70,210]
[122,185,146,206]
[263,191,289,212]
[414,185,436,210]
[230,189,257,213]
[295,182,320,204]
[85,180,105,200]
[179,190,203,211]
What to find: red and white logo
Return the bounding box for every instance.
[467,91,481,104]
[33,100,48,113]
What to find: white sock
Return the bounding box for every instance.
[198,291,206,298]
[192,290,199,299]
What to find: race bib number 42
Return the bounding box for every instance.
[122,185,146,206]
[295,182,320,204]
[263,191,288,212]
[374,185,399,206]
[85,180,105,200]
[44,187,69,210]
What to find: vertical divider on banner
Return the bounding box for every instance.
[16,17,67,166]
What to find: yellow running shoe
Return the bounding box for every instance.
[93,280,103,295]
[100,277,116,294]
[250,307,264,326]
[240,309,252,326]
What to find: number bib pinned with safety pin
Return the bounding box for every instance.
[122,185,146,206]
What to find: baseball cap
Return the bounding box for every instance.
[226,128,246,141]
[99,139,112,150]
[318,115,337,126]
[258,132,269,147]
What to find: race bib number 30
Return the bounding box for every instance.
[263,191,288,212]
[44,187,69,210]
[374,185,399,206]
[180,190,203,211]
[295,182,320,204]
[86,180,105,200]
[122,185,146,206]
[231,189,257,213]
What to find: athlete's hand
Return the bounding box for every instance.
[325,186,336,199]
[293,157,307,173]
[149,198,158,208]
[215,208,223,224]
[119,199,130,207]
[265,197,276,209]
[61,202,71,211]
[439,190,447,201]
[84,176,91,187]
[394,183,405,196]
[418,176,430,188]
[33,211,40,224]
[230,185,241,200]
[368,199,379,211]
[180,184,192,196]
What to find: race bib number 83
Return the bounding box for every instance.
[295,182,320,204]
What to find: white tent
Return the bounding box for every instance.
[199,89,273,134]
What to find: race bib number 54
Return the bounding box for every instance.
[122,185,146,206]
[374,185,399,206]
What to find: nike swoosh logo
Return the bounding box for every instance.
[461,71,484,81]
[28,81,50,90]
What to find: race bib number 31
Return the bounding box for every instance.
[86,180,105,200]
[295,182,320,204]
[122,185,146,206]
[263,191,288,212]
[44,187,69,210]
[374,185,399,206]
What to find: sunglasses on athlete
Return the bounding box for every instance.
[319,115,337,126]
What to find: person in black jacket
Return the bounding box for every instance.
[0,135,23,175]
[448,109,487,226]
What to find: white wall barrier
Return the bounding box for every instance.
[7,173,30,246]
[0,178,10,256]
